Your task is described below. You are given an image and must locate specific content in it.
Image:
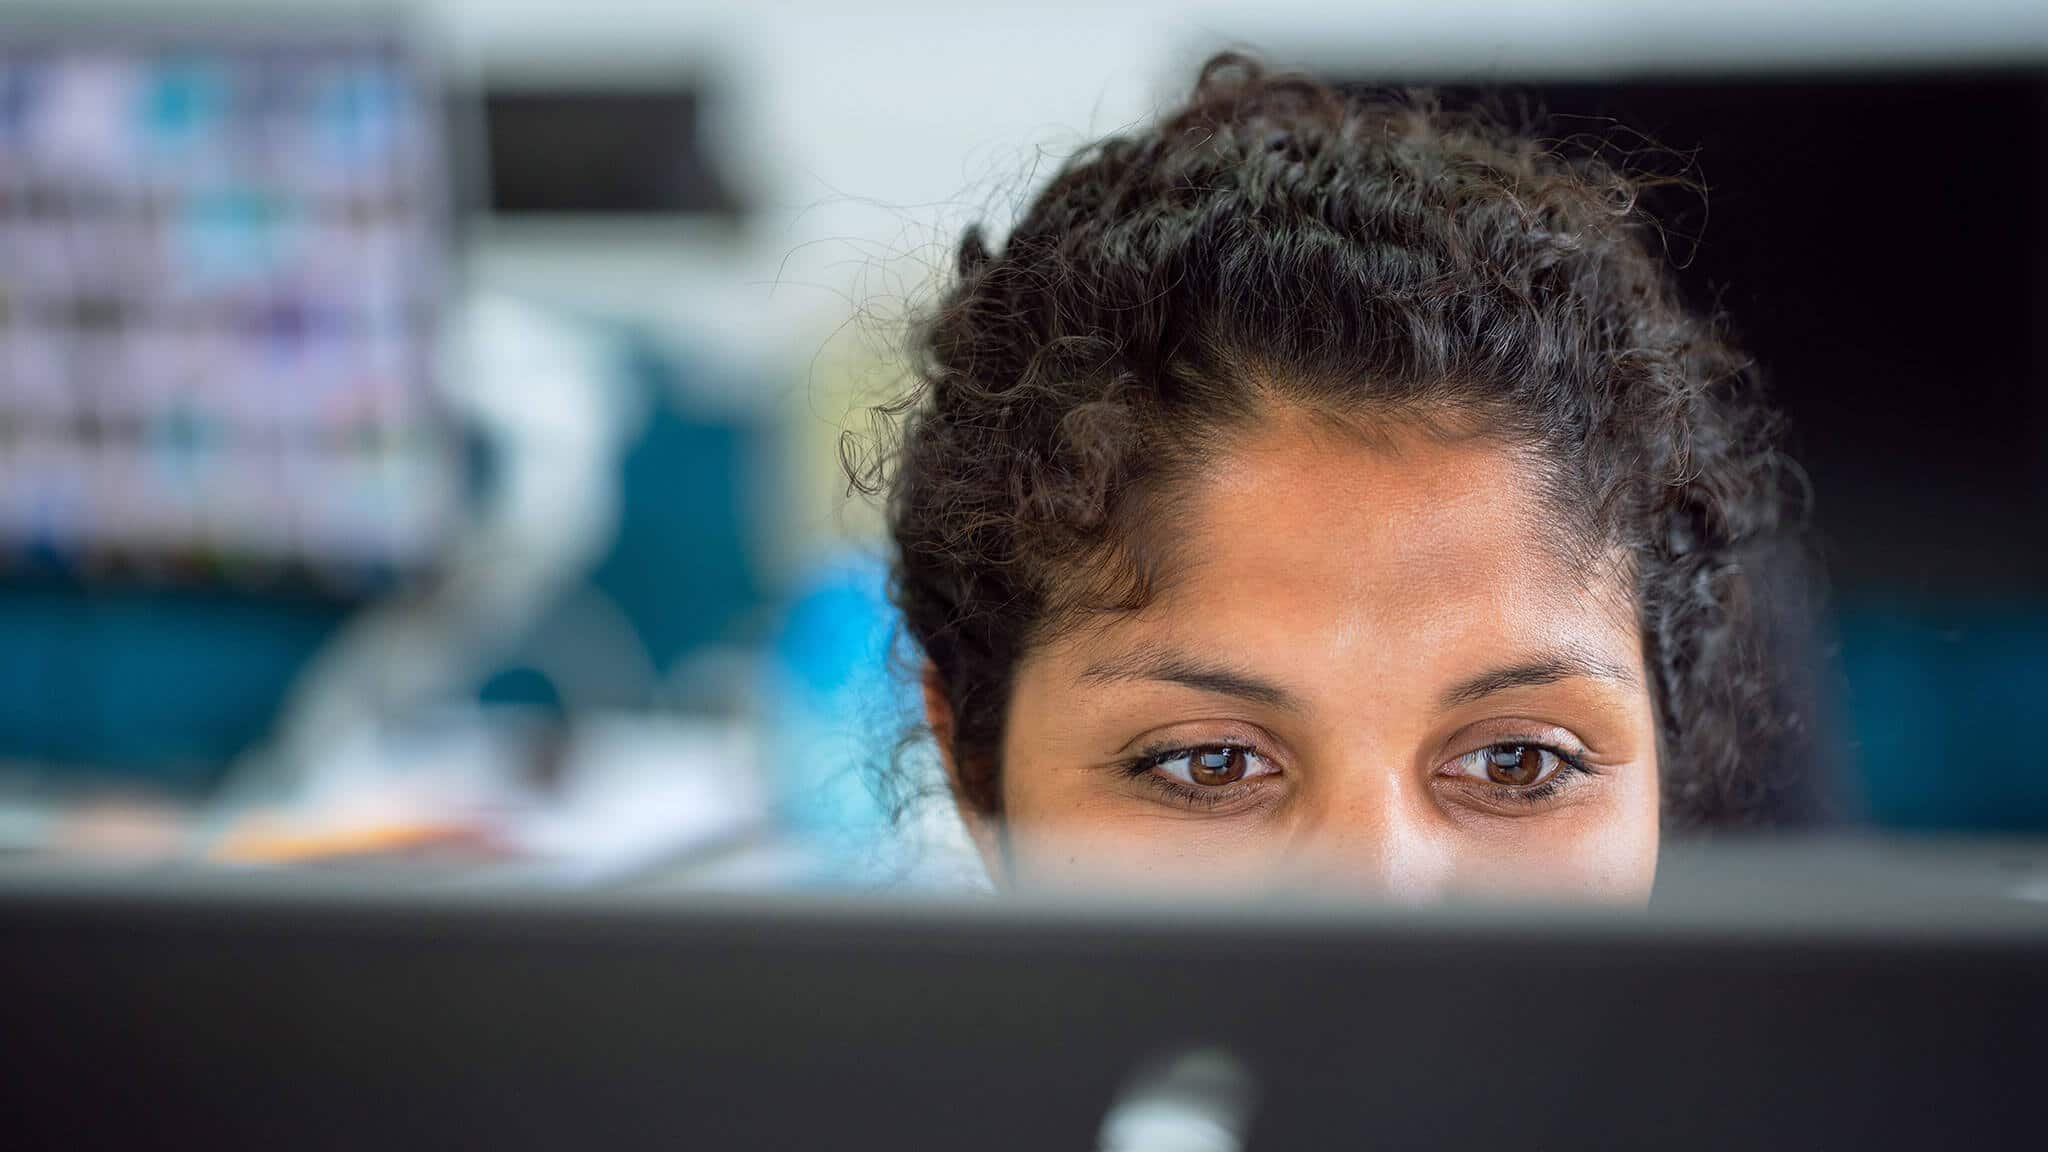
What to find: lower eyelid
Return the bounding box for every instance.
[1485,776,1572,801]
[1444,766,1592,810]
[1136,766,1281,810]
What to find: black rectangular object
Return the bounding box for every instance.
[482,86,744,217]
[1,874,2043,1150]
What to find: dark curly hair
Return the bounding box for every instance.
[854,53,1813,830]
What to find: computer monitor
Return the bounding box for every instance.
[2,841,2044,1150]
[0,11,453,586]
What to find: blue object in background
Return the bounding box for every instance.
[767,551,919,881]
[311,60,403,165]
[0,587,348,789]
[140,58,231,152]
[1836,602,2048,831]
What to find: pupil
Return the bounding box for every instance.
[1189,748,1243,786]
[1487,745,1543,787]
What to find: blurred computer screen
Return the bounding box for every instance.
[0,16,453,585]
[0,12,460,788]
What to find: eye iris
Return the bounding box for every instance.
[1485,744,1546,787]
[1187,747,1246,786]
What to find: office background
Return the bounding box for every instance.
[0,0,2042,879]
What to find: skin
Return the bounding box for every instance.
[928,405,1663,902]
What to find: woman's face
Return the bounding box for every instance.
[950,407,1662,901]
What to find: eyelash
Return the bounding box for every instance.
[1459,744,1593,807]
[1115,739,1594,811]
[1116,741,1270,810]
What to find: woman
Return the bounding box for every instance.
[856,55,1813,900]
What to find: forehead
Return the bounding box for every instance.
[1066,408,1636,669]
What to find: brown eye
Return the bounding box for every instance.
[1482,744,1551,786]
[1189,747,1247,786]
[1150,745,1273,789]
[1446,743,1579,798]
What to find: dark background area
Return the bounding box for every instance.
[1334,70,2048,597]
[478,85,747,218]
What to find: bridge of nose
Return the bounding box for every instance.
[1280,748,1457,899]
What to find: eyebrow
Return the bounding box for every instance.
[1078,644,1302,711]
[1078,643,1638,714]
[1437,649,1641,709]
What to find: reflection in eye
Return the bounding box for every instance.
[1451,743,1574,788]
[1148,745,1275,788]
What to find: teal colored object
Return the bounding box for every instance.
[470,333,778,710]
[586,347,771,670]
[1837,604,2048,831]
[141,59,230,148]
[0,587,348,789]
